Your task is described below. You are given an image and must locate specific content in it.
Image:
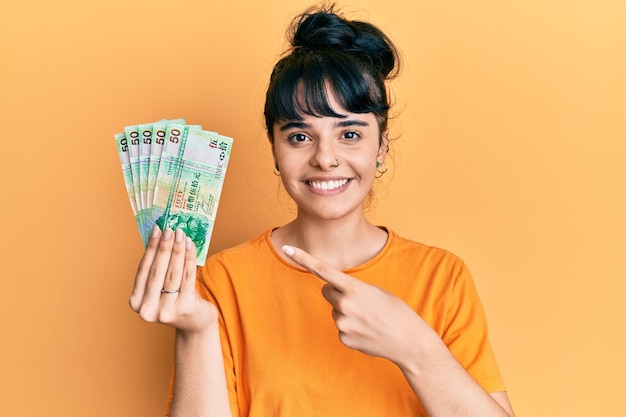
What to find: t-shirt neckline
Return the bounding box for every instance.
[262,226,394,274]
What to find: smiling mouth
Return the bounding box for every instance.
[306,179,350,191]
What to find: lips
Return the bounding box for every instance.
[306,178,350,191]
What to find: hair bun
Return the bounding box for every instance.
[290,7,399,79]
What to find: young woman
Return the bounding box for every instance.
[130,5,515,417]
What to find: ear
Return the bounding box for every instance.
[377,129,390,163]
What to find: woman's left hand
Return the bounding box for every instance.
[282,245,432,365]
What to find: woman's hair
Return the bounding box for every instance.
[264,4,401,142]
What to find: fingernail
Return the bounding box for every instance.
[175,228,184,242]
[162,227,173,240]
[151,225,160,239]
[186,237,193,250]
[282,245,295,257]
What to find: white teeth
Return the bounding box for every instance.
[308,179,348,190]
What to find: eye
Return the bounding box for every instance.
[341,130,361,141]
[287,133,310,143]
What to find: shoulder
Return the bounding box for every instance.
[200,229,283,280]
[384,228,467,272]
[195,229,274,298]
[378,228,478,299]
[213,230,270,256]
[205,229,272,266]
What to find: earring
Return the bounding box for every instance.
[375,161,388,178]
[273,164,280,176]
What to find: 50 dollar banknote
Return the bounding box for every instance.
[115,121,233,266]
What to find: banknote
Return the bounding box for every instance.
[142,121,202,244]
[114,132,138,217]
[152,124,233,265]
[115,120,233,264]
[147,120,167,217]
[138,122,156,214]
[147,119,186,217]
[124,125,142,216]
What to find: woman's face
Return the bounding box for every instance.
[272,91,388,222]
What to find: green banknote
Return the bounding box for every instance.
[114,132,139,219]
[124,125,142,217]
[144,121,202,244]
[138,122,155,213]
[115,120,233,264]
[152,124,233,265]
[147,120,167,216]
[147,119,186,216]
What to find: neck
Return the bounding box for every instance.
[273,210,388,270]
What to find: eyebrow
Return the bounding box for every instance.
[278,119,370,132]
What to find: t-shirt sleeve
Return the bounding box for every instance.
[442,259,507,393]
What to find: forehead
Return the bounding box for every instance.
[279,85,376,124]
[278,114,375,131]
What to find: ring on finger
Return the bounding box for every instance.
[161,288,180,294]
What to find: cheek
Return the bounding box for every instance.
[274,156,304,193]
[275,152,299,174]
[272,146,288,170]
[362,153,379,173]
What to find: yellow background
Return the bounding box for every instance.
[1,0,624,416]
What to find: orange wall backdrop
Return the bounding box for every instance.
[1,0,624,416]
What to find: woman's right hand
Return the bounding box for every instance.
[129,226,218,334]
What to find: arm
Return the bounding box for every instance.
[394,320,515,417]
[129,226,232,417]
[282,245,515,417]
[169,326,231,417]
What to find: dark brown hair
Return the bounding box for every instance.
[264,4,401,142]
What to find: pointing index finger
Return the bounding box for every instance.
[282,245,351,290]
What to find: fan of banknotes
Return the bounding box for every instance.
[114,119,233,265]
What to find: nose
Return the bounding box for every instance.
[309,139,340,171]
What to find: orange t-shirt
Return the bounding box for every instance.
[170,228,505,416]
